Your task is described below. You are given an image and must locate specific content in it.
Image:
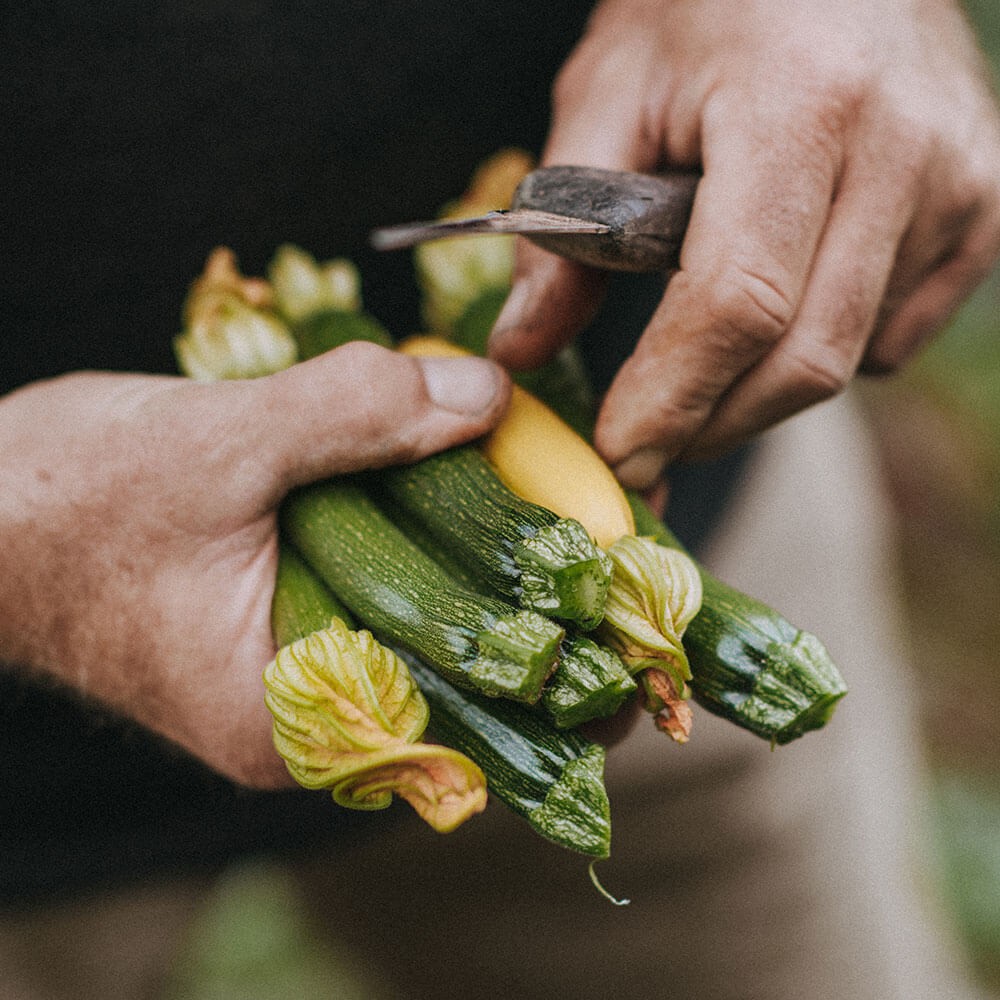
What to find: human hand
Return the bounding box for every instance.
[0,344,508,787]
[489,0,1000,487]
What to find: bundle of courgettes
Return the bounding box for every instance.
[173,158,847,876]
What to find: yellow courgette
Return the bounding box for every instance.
[398,335,635,547]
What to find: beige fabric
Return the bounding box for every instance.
[0,392,985,999]
[0,877,205,1000]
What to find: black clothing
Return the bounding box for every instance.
[1,1,749,907]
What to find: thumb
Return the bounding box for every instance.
[488,241,607,371]
[246,341,510,494]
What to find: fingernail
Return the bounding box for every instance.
[419,356,503,415]
[488,279,533,346]
[614,447,670,490]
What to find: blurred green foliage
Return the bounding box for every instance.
[163,860,390,1000]
[931,774,1000,994]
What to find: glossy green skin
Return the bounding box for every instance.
[281,481,563,703]
[542,635,637,730]
[377,447,556,596]
[447,299,848,745]
[403,654,611,858]
[271,544,354,647]
[629,497,848,744]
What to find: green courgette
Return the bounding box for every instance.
[281,480,564,703]
[271,544,354,645]
[401,652,612,858]
[629,496,848,743]
[442,300,847,744]
[374,446,613,629]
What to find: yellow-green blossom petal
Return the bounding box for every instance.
[598,536,703,743]
[598,535,703,688]
[415,149,534,333]
[182,246,273,328]
[327,741,488,833]
[416,230,515,332]
[264,619,487,832]
[268,244,362,323]
[174,298,297,381]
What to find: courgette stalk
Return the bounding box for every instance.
[438,315,847,744]
[628,496,848,744]
[542,634,636,729]
[281,480,564,703]
[373,484,636,727]
[375,446,613,629]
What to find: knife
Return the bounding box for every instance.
[370,165,699,273]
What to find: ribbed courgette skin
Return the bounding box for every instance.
[271,544,354,646]
[629,497,847,743]
[282,480,564,703]
[269,545,613,858]
[542,635,636,729]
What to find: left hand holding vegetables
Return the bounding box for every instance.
[0,345,509,788]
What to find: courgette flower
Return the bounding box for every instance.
[416,148,534,332]
[598,536,703,743]
[182,246,273,325]
[264,619,487,833]
[174,247,296,381]
[268,244,362,324]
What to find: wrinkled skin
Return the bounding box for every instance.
[0,346,508,787]
[490,0,1000,488]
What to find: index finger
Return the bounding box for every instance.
[596,98,841,487]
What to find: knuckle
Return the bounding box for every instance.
[798,51,870,122]
[784,346,854,398]
[767,43,872,136]
[327,338,394,379]
[702,265,796,351]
